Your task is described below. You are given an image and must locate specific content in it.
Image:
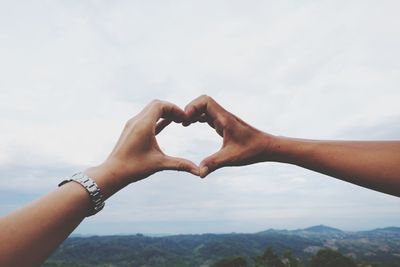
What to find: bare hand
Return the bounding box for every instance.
[183,95,274,178]
[99,100,199,187]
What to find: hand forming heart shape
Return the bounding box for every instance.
[155,95,274,178]
[96,95,274,193]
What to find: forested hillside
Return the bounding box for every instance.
[44,225,400,267]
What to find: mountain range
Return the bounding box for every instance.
[44,225,400,267]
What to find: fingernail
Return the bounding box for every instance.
[200,166,208,178]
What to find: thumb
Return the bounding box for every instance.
[162,155,200,176]
[199,149,229,178]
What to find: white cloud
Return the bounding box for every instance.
[0,0,399,233]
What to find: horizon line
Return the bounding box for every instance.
[71,224,400,237]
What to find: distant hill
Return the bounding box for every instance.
[364,226,400,234]
[302,225,343,233]
[44,225,400,267]
[257,225,342,235]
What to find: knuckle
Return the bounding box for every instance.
[125,118,134,127]
[176,160,188,171]
[150,99,162,107]
[217,115,230,126]
[200,94,212,101]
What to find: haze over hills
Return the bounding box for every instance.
[44,225,400,267]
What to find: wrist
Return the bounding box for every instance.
[266,135,315,165]
[84,161,129,200]
[259,132,282,162]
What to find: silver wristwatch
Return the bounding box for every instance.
[58,172,105,216]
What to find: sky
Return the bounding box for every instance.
[0,0,399,235]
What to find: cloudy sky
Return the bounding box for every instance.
[0,0,399,235]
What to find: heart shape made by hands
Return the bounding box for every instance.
[156,121,222,175]
[154,95,270,178]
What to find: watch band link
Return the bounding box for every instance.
[59,172,105,216]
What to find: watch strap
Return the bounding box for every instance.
[59,172,105,216]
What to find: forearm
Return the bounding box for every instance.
[0,165,124,267]
[0,182,89,266]
[268,135,400,197]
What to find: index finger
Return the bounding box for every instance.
[183,95,226,126]
[145,100,186,124]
